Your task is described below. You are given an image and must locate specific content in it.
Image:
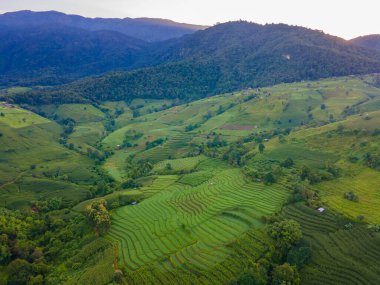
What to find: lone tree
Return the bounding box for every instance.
[86,199,111,235]
[258,143,265,153]
[264,172,276,185]
[267,219,302,249]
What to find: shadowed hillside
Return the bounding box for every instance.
[5,21,380,105]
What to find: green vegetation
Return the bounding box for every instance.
[108,166,288,273]
[1,74,380,284]
[4,22,380,105]
[86,199,112,235]
[283,203,380,285]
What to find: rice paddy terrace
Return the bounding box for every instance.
[107,158,288,281]
[283,203,380,285]
[98,75,380,283]
[2,75,380,284]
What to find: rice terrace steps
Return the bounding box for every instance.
[107,159,288,278]
[282,203,380,285]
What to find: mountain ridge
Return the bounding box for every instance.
[0,10,208,42]
[351,35,380,51]
[0,23,152,86]
[4,21,380,105]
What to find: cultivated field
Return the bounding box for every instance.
[283,203,380,285]
[107,160,288,277]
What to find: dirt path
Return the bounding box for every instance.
[0,172,25,190]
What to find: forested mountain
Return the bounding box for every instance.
[351,35,380,51]
[0,11,208,86]
[6,21,380,105]
[0,24,152,86]
[0,10,207,42]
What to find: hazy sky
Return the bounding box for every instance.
[0,0,379,39]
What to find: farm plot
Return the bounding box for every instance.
[153,155,207,174]
[54,104,105,123]
[134,133,193,162]
[107,166,288,275]
[317,168,380,224]
[283,203,380,285]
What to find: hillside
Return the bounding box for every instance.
[0,11,207,86]
[351,34,380,51]
[5,21,380,105]
[0,10,207,42]
[2,75,380,284]
[2,9,380,284]
[0,24,152,86]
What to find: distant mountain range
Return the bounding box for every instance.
[1,11,380,105]
[0,11,207,86]
[351,35,380,51]
[0,10,207,42]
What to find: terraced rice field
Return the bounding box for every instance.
[261,142,339,168]
[317,169,380,224]
[107,166,288,276]
[135,133,193,162]
[283,203,380,285]
[125,229,272,284]
[153,155,207,173]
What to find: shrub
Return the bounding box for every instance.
[258,143,265,153]
[263,172,276,185]
[281,157,294,168]
[344,191,359,202]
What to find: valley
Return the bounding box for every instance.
[1,74,380,284]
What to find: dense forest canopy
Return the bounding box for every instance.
[2,21,380,105]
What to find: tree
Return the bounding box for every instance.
[287,246,312,268]
[271,263,300,285]
[7,259,33,285]
[258,143,265,153]
[85,200,111,235]
[267,219,302,249]
[264,172,276,185]
[281,157,294,168]
[29,275,44,285]
[235,263,268,285]
[0,243,11,265]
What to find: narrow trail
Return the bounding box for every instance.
[0,172,25,190]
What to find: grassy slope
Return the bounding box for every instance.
[102,75,380,180]
[2,75,380,283]
[0,105,98,209]
[99,75,380,283]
